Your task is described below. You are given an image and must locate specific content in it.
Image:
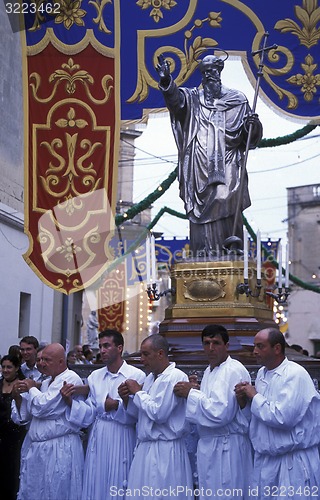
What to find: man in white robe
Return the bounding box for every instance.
[12,343,85,500]
[174,324,253,500]
[235,328,320,499]
[119,334,193,499]
[61,329,145,500]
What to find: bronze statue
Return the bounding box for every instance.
[157,53,263,258]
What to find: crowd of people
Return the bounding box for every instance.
[0,328,320,499]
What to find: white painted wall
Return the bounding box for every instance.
[0,203,56,356]
[287,288,320,356]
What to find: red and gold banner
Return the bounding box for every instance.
[22,3,120,294]
[97,264,126,332]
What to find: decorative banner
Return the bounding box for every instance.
[155,237,280,266]
[155,237,190,267]
[19,1,318,295]
[22,1,120,294]
[120,0,320,121]
[87,230,148,331]
[251,239,280,260]
[97,265,126,332]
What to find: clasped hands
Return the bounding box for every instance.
[60,382,120,412]
[118,379,143,406]
[234,381,257,408]
[173,374,200,399]
[12,378,38,396]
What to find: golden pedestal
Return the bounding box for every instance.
[159,259,276,367]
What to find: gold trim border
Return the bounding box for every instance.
[21,1,121,294]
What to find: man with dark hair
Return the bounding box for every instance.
[119,334,193,498]
[201,323,229,343]
[98,328,124,346]
[61,329,145,500]
[157,53,262,256]
[267,328,286,352]
[174,324,252,499]
[19,336,41,381]
[235,327,320,496]
[82,344,94,364]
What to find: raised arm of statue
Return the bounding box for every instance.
[156,50,263,256]
[156,54,172,89]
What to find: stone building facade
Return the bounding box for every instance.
[287,184,320,355]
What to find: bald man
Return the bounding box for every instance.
[235,328,320,497]
[13,343,85,500]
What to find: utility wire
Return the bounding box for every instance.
[121,138,176,165]
[250,152,320,174]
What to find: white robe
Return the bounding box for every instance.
[126,362,193,499]
[66,361,145,500]
[21,362,42,381]
[186,356,252,500]
[16,368,85,500]
[249,358,320,499]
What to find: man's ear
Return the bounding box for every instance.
[274,343,282,355]
[158,349,164,359]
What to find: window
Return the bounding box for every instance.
[18,292,31,338]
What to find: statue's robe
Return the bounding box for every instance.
[161,80,262,256]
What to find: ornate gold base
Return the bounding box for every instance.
[166,259,273,320]
[159,259,276,366]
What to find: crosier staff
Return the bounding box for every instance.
[224,33,278,252]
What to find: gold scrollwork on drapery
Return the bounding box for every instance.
[128,10,220,103]
[55,0,87,29]
[274,0,320,49]
[287,54,320,102]
[33,97,111,217]
[56,237,82,262]
[136,0,177,24]
[130,0,320,112]
[39,220,105,277]
[28,0,87,32]
[89,0,113,34]
[259,0,320,109]
[100,275,125,308]
[97,267,126,331]
[30,58,113,104]
[251,35,297,109]
[40,107,103,207]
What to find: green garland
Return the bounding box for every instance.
[257,124,317,148]
[112,123,320,294]
[115,124,318,226]
[115,168,178,226]
[243,215,320,294]
[147,206,187,230]
[104,207,187,275]
[111,207,320,295]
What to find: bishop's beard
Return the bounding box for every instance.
[203,79,222,100]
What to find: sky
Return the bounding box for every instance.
[131,59,320,247]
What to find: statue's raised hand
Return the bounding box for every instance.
[156,54,171,87]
